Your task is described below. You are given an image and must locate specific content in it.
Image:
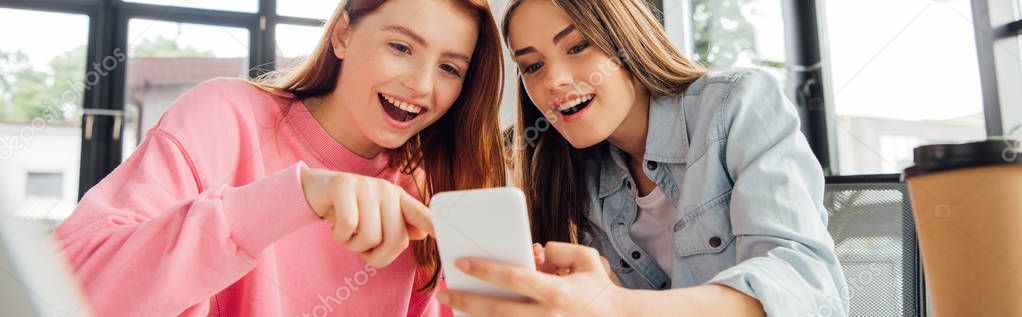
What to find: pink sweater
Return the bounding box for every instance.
[55,79,445,317]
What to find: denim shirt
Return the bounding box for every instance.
[581,69,849,316]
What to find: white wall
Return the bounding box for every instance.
[0,123,81,220]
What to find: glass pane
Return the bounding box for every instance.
[690,0,788,80]
[123,19,250,158]
[1013,35,1022,138]
[0,9,88,222]
[824,0,986,174]
[275,24,325,70]
[26,172,64,198]
[123,0,258,13]
[278,0,339,20]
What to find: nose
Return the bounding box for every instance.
[544,61,574,93]
[401,63,433,98]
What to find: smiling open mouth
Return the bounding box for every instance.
[379,93,423,122]
[558,94,594,115]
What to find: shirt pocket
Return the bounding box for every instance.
[586,226,654,289]
[587,228,633,275]
[673,191,738,284]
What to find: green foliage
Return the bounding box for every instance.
[690,0,785,70]
[131,36,214,58]
[1,32,213,123]
[0,49,80,123]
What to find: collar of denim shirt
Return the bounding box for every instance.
[596,93,691,198]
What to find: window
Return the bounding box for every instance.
[1016,37,1022,135]
[278,0,338,20]
[122,19,251,158]
[0,1,378,211]
[275,24,325,70]
[26,172,63,198]
[14,0,1003,204]
[661,0,792,119]
[123,0,259,13]
[1009,1,1022,136]
[0,8,88,220]
[823,0,986,174]
[689,0,788,80]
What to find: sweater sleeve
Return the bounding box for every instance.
[54,127,321,316]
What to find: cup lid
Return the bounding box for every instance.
[902,139,1020,180]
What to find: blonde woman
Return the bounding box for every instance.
[55,0,505,316]
[438,0,848,316]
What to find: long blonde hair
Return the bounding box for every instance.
[254,0,507,291]
[503,0,706,244]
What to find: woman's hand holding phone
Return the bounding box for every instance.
[439,242,627,317]
[533,243,622,287]
[300,168,434,268]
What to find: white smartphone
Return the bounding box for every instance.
[430,187,536,301]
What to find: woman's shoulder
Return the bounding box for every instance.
[673,68,788,116]
[132,78,299,188]
[656,68,782,113]
[144,78,299,169]
[657,68,793,147]
[682,68,780,99]
[154,78,294,135]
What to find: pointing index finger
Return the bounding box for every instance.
[400,191,435,236]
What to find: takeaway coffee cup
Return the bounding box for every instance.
[903,140,1022,316]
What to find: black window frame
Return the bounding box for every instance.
[651,0,837,173]
[0,0,325,199]
[2,0,1016,196]
[652,0,1015,179]
[970,0,1021,137]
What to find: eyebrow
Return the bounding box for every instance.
[513,25,576,57]
[444,52,472,65]
[382,25,426,47]
[552,25,576,43]
[383,25,471,65]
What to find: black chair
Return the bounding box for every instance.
[824,175,926,317]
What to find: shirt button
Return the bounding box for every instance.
[708,236,723,248]
[631,251,642,259]
[646,161,658,170]
[620,259,631,269]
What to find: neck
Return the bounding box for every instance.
[607,88,651,162]
[307,92,383,159]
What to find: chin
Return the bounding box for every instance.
[560,131,607,149]
[367,131,414,150]
[377,137,413,150]
[567,139,604,149]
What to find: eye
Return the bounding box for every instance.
[389,43,411,54]
[522,61,543,74]
[440,64,462,77]
[568,42,590,55]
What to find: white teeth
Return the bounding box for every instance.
[557,95,594,111]
[383,94,422,114]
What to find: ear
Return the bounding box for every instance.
[330,11,354,60]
